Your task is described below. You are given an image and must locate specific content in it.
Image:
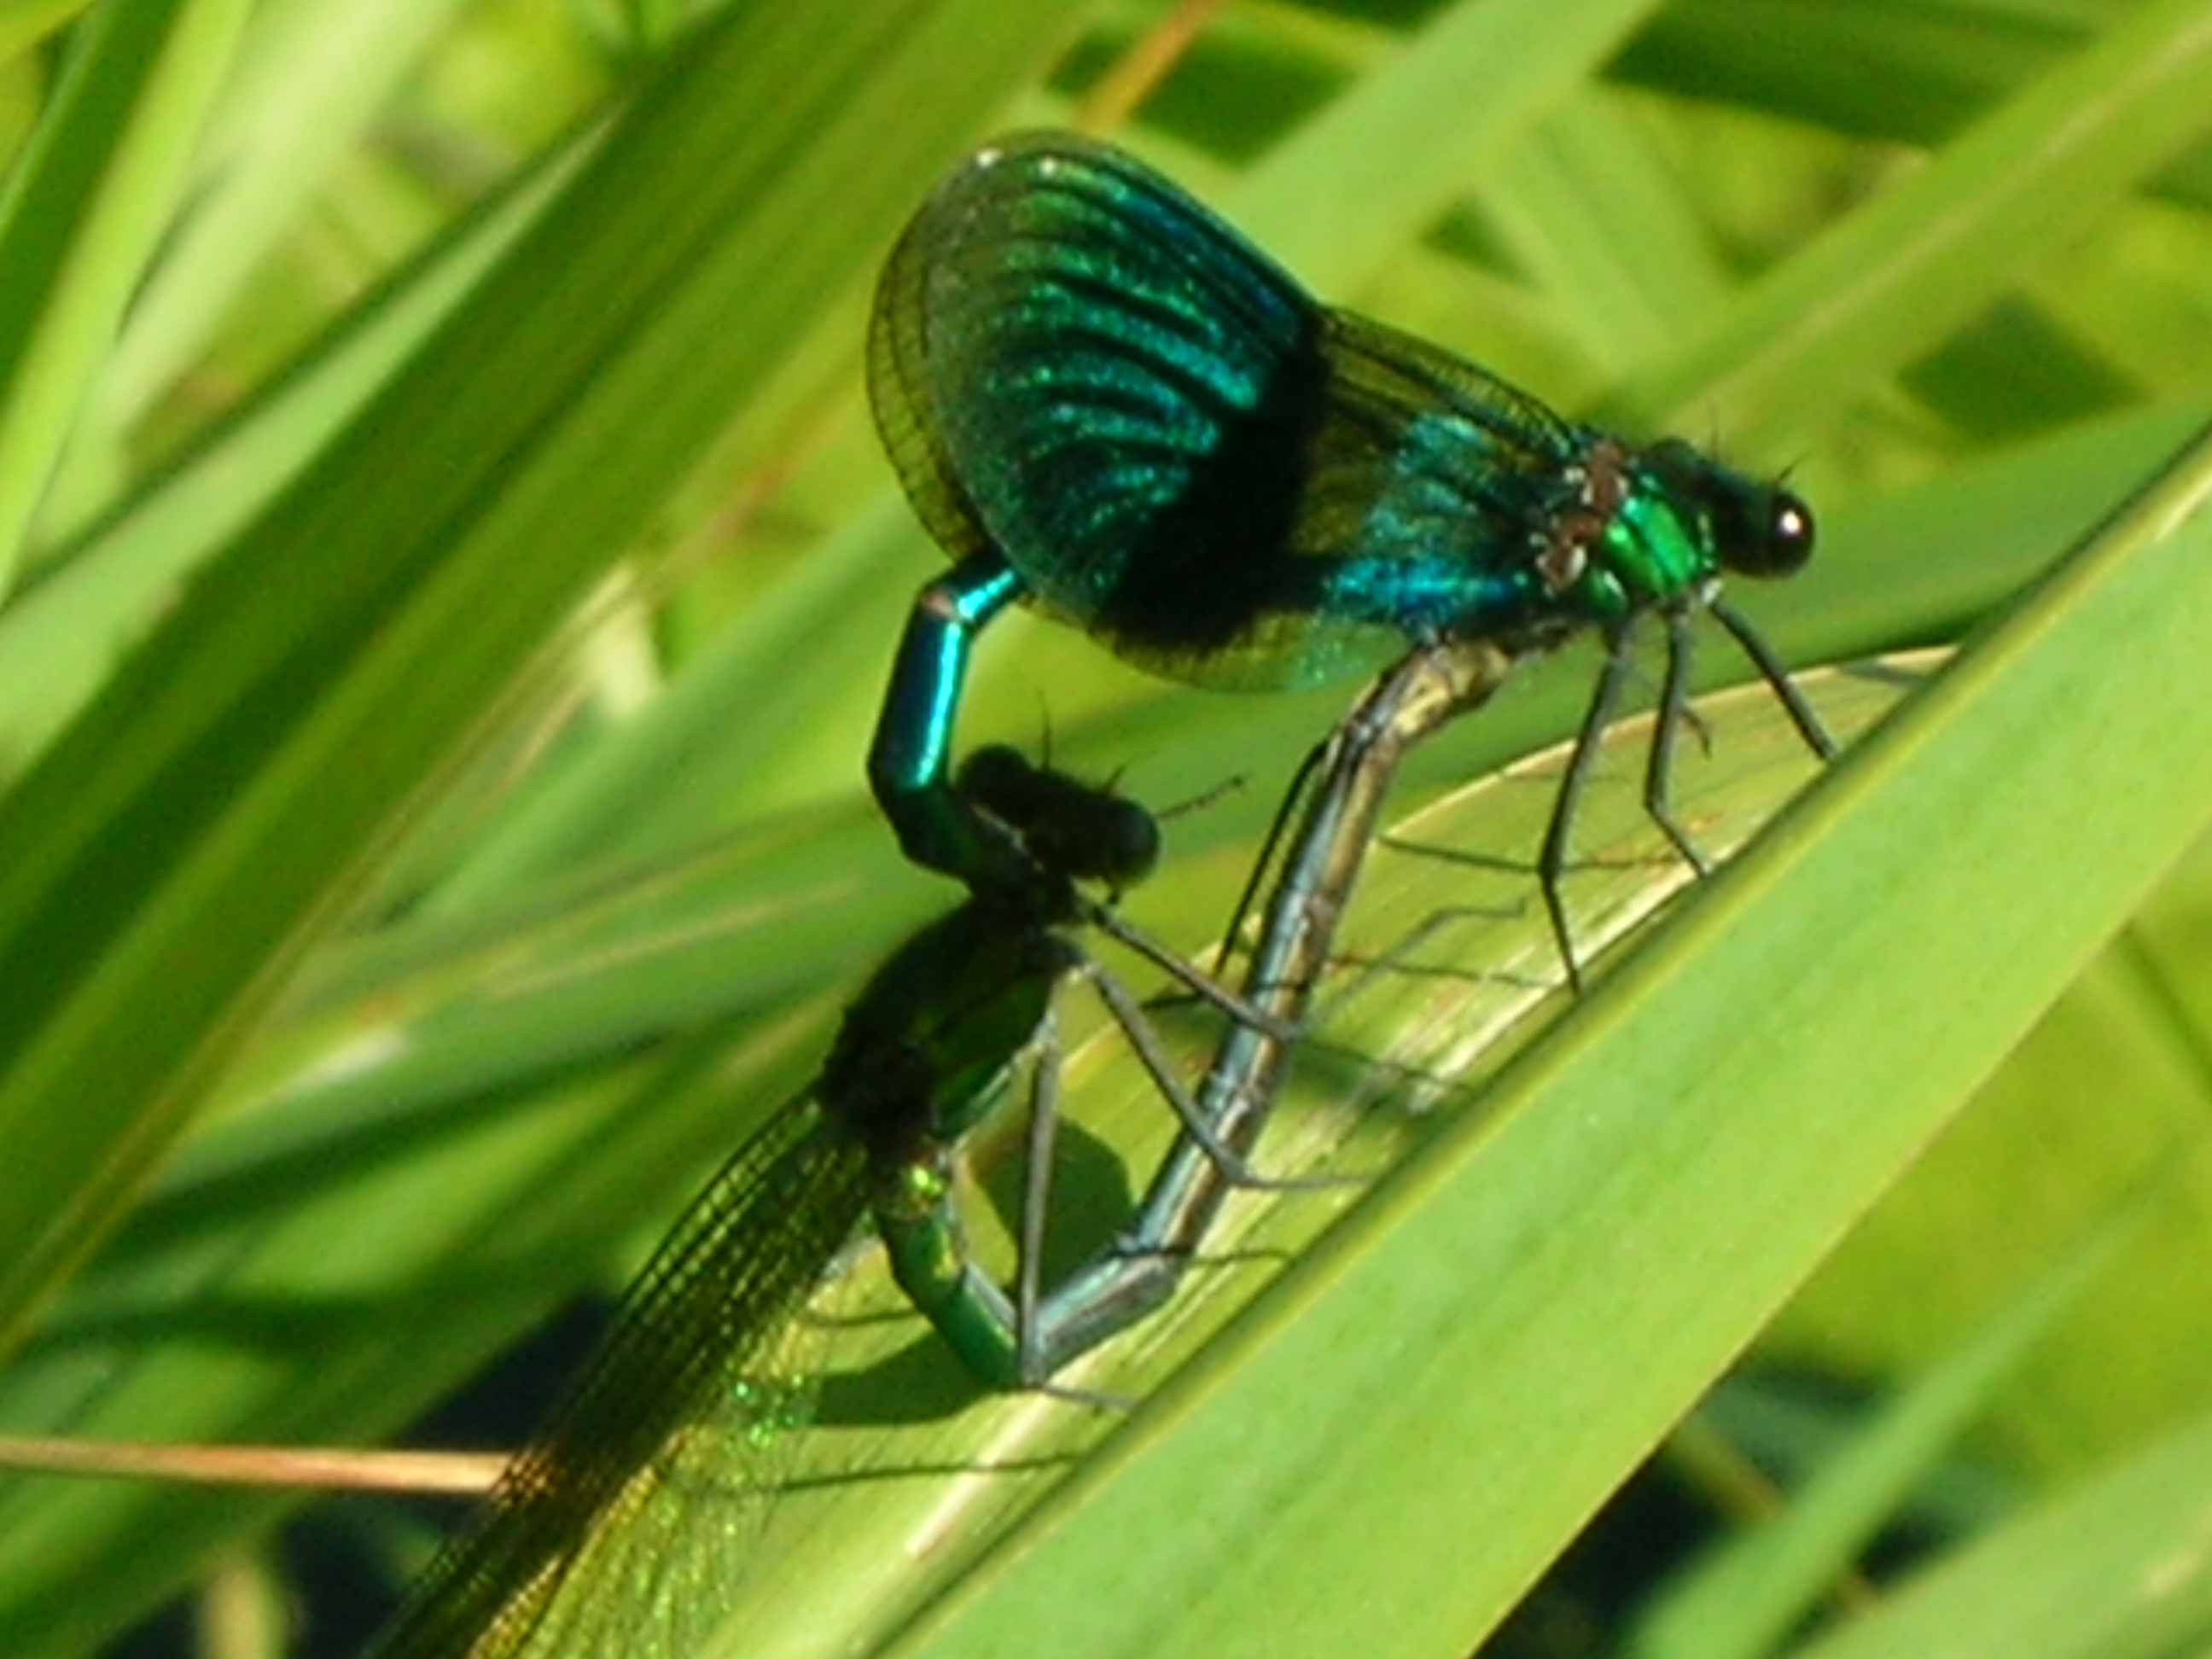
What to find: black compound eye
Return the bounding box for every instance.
[1639,439,1814,580]
[1717,482,1814,578]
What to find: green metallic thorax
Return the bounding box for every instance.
[1542,436,1724,630]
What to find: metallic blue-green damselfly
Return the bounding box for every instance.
[868,131,1831,983]
[364,634,1500,1658]
[361,753,1273,1657]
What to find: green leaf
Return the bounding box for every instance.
[1633,1212,2128,1659]
[886,426,2212,1658]
[0,0,251,584]
[1783,1405,2212,1659]
[2,6,2211,1656]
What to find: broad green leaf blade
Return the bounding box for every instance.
[0,1,93,65]
[85,0,468,439]
[1784,1406,2212,1659]
[0,0,1086,1343]
[1619,0,2212,448]
[1633,1214,2128,1659]
[0,136,580,777]
[0,5,1091,1647]
[1235,0,1662,285]
[882,428,2212,1658]
[0,0,250,585]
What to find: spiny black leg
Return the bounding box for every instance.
[1015,1013,1062,1387]
[1080,955,1295,1185]
[1645,607,1712,879]
[1708,596,1836,761]
[1541,632,1633,993]
[1086,900,1294,1042]
[1209,736,1326,982]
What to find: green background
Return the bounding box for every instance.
[1,3,2210,1656]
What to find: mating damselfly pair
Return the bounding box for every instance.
[358,131,1837,1658]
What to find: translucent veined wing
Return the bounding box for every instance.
[364,1098,868,1659]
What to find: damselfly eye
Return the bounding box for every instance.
[1712,480,1814,579]
[1750,486,1816,577]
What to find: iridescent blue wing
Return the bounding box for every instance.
[869,133,1588,691]
[870,132,1315,659]
[1260,308,1592,677]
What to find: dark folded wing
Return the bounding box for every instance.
[869,133,1326,673]
[870,133,1590,690]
